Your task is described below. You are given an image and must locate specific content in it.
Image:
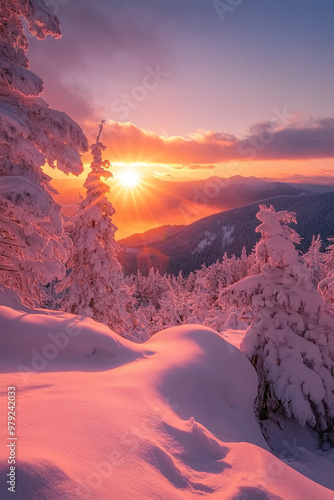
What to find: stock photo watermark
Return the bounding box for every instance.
[59,397,179,500]
[6,387,17,493]
[178,105,294,224]
[110,64,170,121]
[178,161,240,224]
[238,106,293,159]
[213,0,244,22]
[16,317,84,385]
[234,439,305,500]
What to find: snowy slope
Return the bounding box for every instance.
[119,191,334,276]
[0,289,333,499]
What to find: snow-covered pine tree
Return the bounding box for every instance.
[186,271,196,293]
[323,238,334,274]
[318,239,334,307]
[158,275,190,330]
[237,246,252,280]
[190,265,211,323]
[224,308,248,330]
[135,267,168,310]
[0,0,88,305]
[222,205,334,446]
[304,235,326,286]
[318,270,334,306]
[134,268,176,335]
[57,121,146,341]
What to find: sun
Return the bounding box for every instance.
[117,169,141,189]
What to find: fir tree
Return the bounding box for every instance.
[57,122,145,341]
[222,205,334,446]
[318,239,334,306]
[0,0,88,305]
[304,235,326,286]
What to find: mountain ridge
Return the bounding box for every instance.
[119,191,334,276]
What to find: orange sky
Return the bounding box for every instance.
[46,118,334,239]
[33,0,334,239]
[47,119,334,183]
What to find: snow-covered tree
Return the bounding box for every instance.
[224,308,248,330]
[135,267,169,310]
[236,245,250,280]
[158,277,191,329]
[318,239,334,307]
[318,270,334,307]
[133,269,177,335]
[0,0,88,305]
[57,122,146,341]
[222,205,334,446]
[324,238,334,273]
[304,235,326,286]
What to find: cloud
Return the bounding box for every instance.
[241,118,334,160]
[98,118,334,165]
[174,164,216,170]
[27,0,170,124]
[40,79,101,123]
[320,168,334,174]
[30,0,167,71]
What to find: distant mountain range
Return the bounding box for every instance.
[120,225,184,247]
[119,191,334,276]
[54,174,334,239]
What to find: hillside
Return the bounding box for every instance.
[119,191,334,275]
[120,224,185,247]
[53,175,329,239]
[1,287,333,499]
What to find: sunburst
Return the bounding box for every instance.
[117,169,141,189]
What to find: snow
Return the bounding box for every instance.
[0,62,43,96]
[192,231,216,254]
[0,0,88,305]
[17,0,62,40]
[56,127,143,341]
[0,175,55,213]
[191,225,235,255]
[0,104,29,138]
[2,2,334,498]
[221,225,235,248]
[223,206,334,437]
[0,292,333,499]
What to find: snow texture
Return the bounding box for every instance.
[192,231,217,254]
[0,289,333,499]
[222,205,334,445]
[56,123,146,342]
[0,0,88,305]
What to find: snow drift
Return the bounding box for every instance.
[0,288,332,499]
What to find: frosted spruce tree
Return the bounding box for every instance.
[158,277,190,330]
[318,270,334,306]
[0,0,88,305]
[57,122,146,341]
[222,205,334,446]
[304,235,326,286]
[318,240,334,307]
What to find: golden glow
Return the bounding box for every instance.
[117,168,141,189]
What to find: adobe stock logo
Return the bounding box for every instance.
[110,65,169,121]
[17,317,84,385]
[213,0,244,22]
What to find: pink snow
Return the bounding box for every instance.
[0,287,332,500]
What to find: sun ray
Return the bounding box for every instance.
[117,168,141,189]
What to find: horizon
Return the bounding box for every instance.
[53,171,334,239]
[30,0,333,190]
